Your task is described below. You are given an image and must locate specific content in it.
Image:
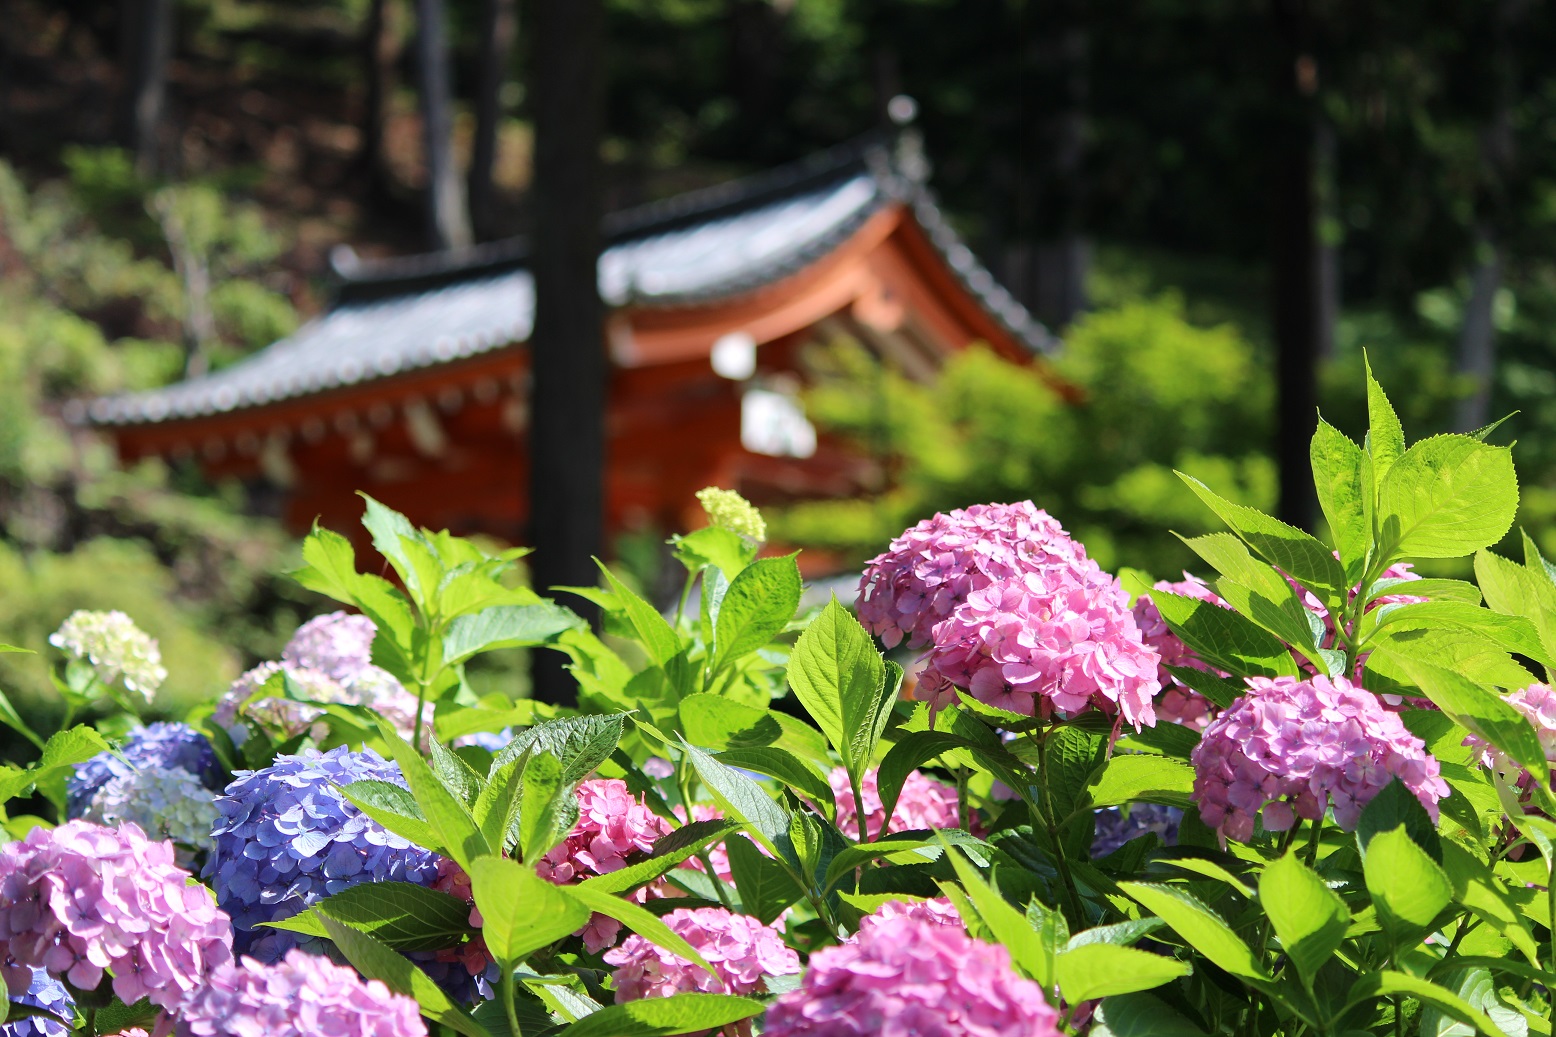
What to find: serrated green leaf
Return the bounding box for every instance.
[677,694,782,750]
[596,563,682,669]
[786,599,890,803]
[339,780,440,851]
[1082,753,1196,813]
[1355,777,1442,863]
[468,855,591,967]
[1363,826,1451,947]
[493,714,625,785]
[1055,943,1190,1004]
[1312,418,1371,580]
[942,843,1054,987]
[672,525,756,579]
[579,819,742,895]
[1176,474,1347,602]
[1365,357,1407,475]
[442,604,582,665]
[713,746,834,812]
[565,881,714,975]
[1368,602,1551,667]
[1343,971,1501,1037]
[1093,993,1209,1037]
[723,833,802,924]
[1395,658,1549,787]
[1258,853,1347,987]
[263,881,475,950]
[1148,591,1300,679]
[679,740,793,865]
[1376,435,1518,559]
[377,720,490,867]
[876,731,1025,826]
[1119,882,1270,984]
[429,740,484,808]
[713,555,801,673]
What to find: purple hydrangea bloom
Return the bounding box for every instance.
[1192,675,1449,842]
[205,747,442,962]
[0,821,233,1011]
[1092,804,1182,857]
[764,906,1061,1037]
[282,612,377,683]
[857,501,1086,650]
[175,949,427,1037]
[0,966,73,1037]
[67,722,222,818]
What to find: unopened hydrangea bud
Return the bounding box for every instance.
[0,821,233,1010]
[764,906,1061,1037]
[605,907,799,1003]
[695,487,767,542]
[1192,674,1448,842]
[175,949,426,1037]
[48,610,166,700]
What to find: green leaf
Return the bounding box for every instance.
[1258,853,1347,987]
[678,740,793,864]
[517,752,572,862]
[785,599,891,786]
[1355,776,1442,863]
[1055,943,1191,1004]
[565,881,715,975]
[596,563,682,669]
[1365,357,1407,480]
[429,740,485,808]
[942,844,1055,987]
[1147,590,1300,679]
[315,909,491,1037]
[263,882,475,950]
[0,688,42,751]
[1368,601,1552,668]
[723,834,803,924]
[677,694,783,750]
[1093,994,1209,1037]
[1343,971,1502,1037]
[1118,882,1271,984]
[555,994,764,1037]
[1362,826,1452,947]
[713,555,801,672]
[473,758,524,854]
[1066,918,1167,949]
[376,720,490,867]
[339,780,440,851]
[37,725,110,774]
[1376,435,1519,559]
[468,855,592,967]
[1176,474,1347,602]
[672,526,756,579]
[579,819,742,896]
[1395,658,1550,787]
[876,731,1026,825]
[443,604,582,665]
[713,747,834,813]
[1083,754,1196,812]
[1312,418,1371,579]
[1366,628,1536,692]
[494,714,626,785]
[1182,532,1327,655]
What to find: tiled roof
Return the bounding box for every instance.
[82,137,1055,428]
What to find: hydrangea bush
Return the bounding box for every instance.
[1,369,1554,1035]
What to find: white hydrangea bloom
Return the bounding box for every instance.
[48,610,167,700]
[83,765,218,853]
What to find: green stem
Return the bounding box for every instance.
[1547,856,1555,1025]
[1303,812,1324,867]
[501,965,523,1037]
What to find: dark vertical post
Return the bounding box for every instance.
[469,0,518,240]
[528,0,606,705]
[358,0,403,198]
[119,0,174,176]
[414,0,473,250]
[1271,0,1320,531]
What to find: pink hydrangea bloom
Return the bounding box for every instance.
[1192,675,1448,842]
[673,804,736,885]
[857,502,1087,650]
[764,908,1061,1037]
[1133,574,1228,729]
[829,768,962,841]
[604,907,799,1003]
[1467,683,1556,775]
[0,821,232,1010]
[862,897,963,930]
[919,567,1162,729]
[537,779,671,952]
[428,859,494,981]
[281,612,377,682]
[175,949,426,1037]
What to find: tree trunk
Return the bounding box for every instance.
[414,0,472,250]
[1455,0,1519,432]
[119,0,174,177]
[1314,119,1339,361]
[358,0,405,197]
[1271,0,1320,532]
[528,0,606,706]
[468,0,517,240]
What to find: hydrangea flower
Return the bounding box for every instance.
[695,487,766,542]
[1132,574,1228,729]
[1467,683,1556,777]
[175,949,426,1037]
[48,610,166,700]
[919,566,1162,728]
[857,501,1085,649]
[863,897,963,929]
[829,768,962,841]
[214,616,426,745]
[1192,675,1448,842]
[537,779,671,952]
[604,907,799,1003]
[80,766,219,858]
[0,821,232,1010]
[67,722,222,818]
[0,966,73,1037]
[764,906,1061,1037]
[1092,804,1182,857]
[205,747,443,962]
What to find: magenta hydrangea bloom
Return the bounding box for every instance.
[1132,574,1228,729]
[828,768,962,841]
[919,567,1162,728]
[604,907,799,1003]
[536,779,671,952]
[857,502,1086,650]
[175,949,426,1037]
[1192,675,1448,842]
[862,897,963,929]
[764,907,1061,1037]
[0,821,232,1011]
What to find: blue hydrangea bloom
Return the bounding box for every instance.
[66,722,222,818]
[1,966,74,1037]
[1092,804,1182,858]
[206,746,442,961]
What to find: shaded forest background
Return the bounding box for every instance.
[3,0,1556,710]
